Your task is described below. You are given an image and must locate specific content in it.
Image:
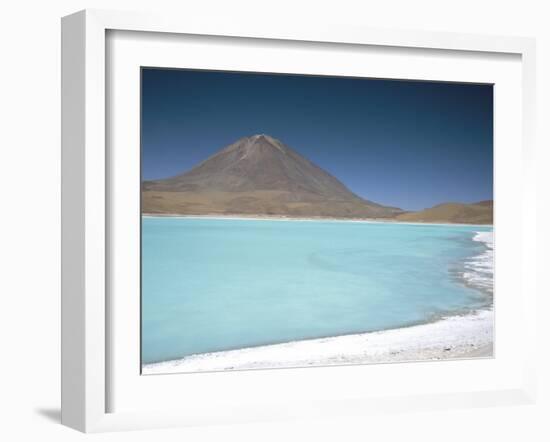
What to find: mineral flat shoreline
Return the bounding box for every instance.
[142,309,494,374]
[141,213,493,227]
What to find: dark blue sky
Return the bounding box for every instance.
[141,68,493,211]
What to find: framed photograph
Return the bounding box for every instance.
[61,9,538,432]
[139,69,496,375]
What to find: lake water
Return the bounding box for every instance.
[141,217,493,364]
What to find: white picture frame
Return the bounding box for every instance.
[61,9,538,433]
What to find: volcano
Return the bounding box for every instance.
[142,134,403,218]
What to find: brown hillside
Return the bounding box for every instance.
[142,134,403,218]
[396,201,493,224]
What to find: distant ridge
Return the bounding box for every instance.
[396,201,493,224]
[142,134,403,218]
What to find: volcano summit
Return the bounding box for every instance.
[142,134,403,218]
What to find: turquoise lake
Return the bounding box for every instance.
[141,217,493,364]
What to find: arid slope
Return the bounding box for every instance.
[396,201,493,224]
[142,134,403,218]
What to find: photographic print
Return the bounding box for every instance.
[140,68,493,375]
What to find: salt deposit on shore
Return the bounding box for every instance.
[143,309,493,374]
